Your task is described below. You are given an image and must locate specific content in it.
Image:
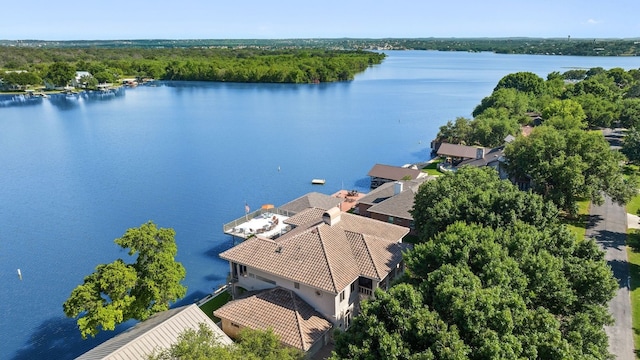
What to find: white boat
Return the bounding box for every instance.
[311,179,326,185]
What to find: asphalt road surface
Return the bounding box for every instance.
[586,196,634,360]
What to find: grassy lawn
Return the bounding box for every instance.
[627,230,640,357]
[562,199,591,241]
[199,290,232,323]
[628,194,640,217]
[422,158,444,176]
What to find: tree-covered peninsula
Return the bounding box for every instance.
[0,47,385,87]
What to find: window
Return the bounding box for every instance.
[294,282,300,289]
[255,274,276,285]
[388,216,394,224]
[339,290,345,302]
[350,281,356,293]
[231,322,240,328]
[238,265,247,276]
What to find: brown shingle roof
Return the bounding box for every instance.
[436,142,487,159]
[367,164,421,181]
[220,209,409,293]
[214,287,332,352]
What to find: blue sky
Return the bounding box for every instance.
[3,0,639,40]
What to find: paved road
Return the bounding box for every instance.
[586,196,634,360]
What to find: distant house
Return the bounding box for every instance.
[367,163,426,189]
[72,71,92,88]
[216,207,410,355]
[356,178,431,235]
[75,304,232,360]
[436,143,491,165]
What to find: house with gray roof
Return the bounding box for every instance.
[75,304,232,360]
[356,178,431,235]
[217,207,410,354]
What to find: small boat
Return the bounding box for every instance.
[311,179,326,185]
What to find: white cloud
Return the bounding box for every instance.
[586,19,602,25]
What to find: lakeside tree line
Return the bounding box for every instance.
[435,66,639,215]
[0,48,385,87]
[2,38,639,56]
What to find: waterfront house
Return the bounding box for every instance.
[72,71,93,88]
[356,178,431,235]
[75,304,232,360]
[216,207,410,354]
[367,163,425,189]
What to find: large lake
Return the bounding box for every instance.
[1,51,638,359]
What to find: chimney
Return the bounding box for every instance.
[322,207,341,226]
[394,181,403,195]
[476,147,485,159]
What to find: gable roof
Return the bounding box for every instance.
[358,178,429,219]
[367,164,421,181]
[220,209,409,293]
[436,142,488,159]
[76,304,232,360]
[458,146,505,168]
[214,287,332,352]
[279,192,342,214]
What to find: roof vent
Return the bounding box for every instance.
[394,181,403,195]
[322,207,341,226]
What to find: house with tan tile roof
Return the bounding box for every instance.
[214,287,332,355]
[216,207,410,353]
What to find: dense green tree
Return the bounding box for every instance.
[470,109,520,147]
[494,72,546,96]
[149,325,304,360]
[504,126,635,215]
[622,127,640,164]
[620,98,640,128]
[436,117,473,145]
[334,220,616,359]
[331,284,469,360]
[472,88,531,118]
[562,69,587,81]
[63,221,187,338]
[573,93,620,128]
[541,99,586,130]
[401,221,615,360]
[411,167,558,241]
[44,62,75,87]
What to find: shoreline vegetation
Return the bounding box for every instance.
[1,37,638,90]
[2,38,640,56]
[0,48,385,90]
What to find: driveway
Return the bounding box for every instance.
[586,196,634,360]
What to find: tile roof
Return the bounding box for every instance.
[367,164,422,181]
[214,287,332,352]
[220,209,409,293]
[279,192,342,214]
[76,304,232,360]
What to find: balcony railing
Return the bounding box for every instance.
[358,286,373,297]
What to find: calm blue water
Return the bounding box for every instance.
[1,51,638,359]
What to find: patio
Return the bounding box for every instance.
[225,212,291,240]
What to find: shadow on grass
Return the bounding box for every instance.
[626,230,640,356]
